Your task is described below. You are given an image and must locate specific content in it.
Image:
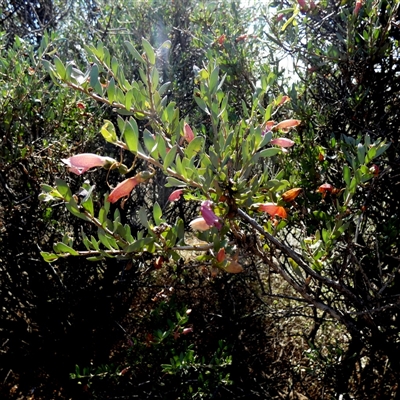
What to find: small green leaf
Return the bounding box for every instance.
[163,145,177,170]
[41,252,59,263]
[343,165,351,186]
[153,202,163,225]
[165,177,187,188]
[138,206,149,228]
[107,77,116,103]
[53,56,66,79]
[357,143,365,165]
[100,120,118,144]
[55,179,72,201]
[124,119,139,152]
[125,41,145,64]
[53,242,79,256]
[141,38,156,65]
[184,136,203,159]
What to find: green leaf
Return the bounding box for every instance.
[89,63,102,93]
[153,202,163,225]
[107,77,116,103]
[55,179,72,201]
[184,136,203,159]
[252,147,281,162]
[100,120,118,144]
[53,242,79,256]
[357,143,365,165]
[138,206,149,228]
[165,177,187,187]
[123,237,153,253]
[141,38,155,65]
[143,129,157,155]
[161,145,176,171]
[343,165,351,186]
[41,252,59,263]
[53,56,66,79]
[124,119,139,152]
[125,41,145,64]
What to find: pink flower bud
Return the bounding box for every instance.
[184,122,195,143]
[270,138,295,148]
[201,200,222,230]
[182,327,193,335]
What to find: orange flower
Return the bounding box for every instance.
[258,203,288,219]
[274,119,301,132]
[281,188,302,202]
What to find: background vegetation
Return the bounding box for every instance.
[1,0,399,399]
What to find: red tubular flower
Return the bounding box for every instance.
[168,189,183,202]
[107,171,152,203]
[107,176,141,203]
[61,153,115,175]
[201,200,222,230]
[270,138,295,148]
[258,203,288,219]
[354,0,363,15]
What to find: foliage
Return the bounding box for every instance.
[38,4,394,397]
[2,0,400,398]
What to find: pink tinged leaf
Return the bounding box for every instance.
[216,248,226,263]
[277,96,290,106]
[258,203,288,219]
[270,138,295,148]
[274,119,301,132]
[107,176,141,203]
[184,122,195,143]
[189,217,211,231]
[168,189,183,202]
[225,260,243,273]
[61,153,115,175]
[201,200,222,230]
